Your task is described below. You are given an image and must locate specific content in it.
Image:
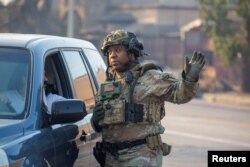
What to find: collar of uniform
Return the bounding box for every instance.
[111,64,142,83]
[112,64,141,78]
[114,71,124,80]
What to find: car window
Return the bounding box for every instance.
[83,49,107,86]
[0,48,30,119]
[62,50,95,111]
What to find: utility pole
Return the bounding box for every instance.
[67,0,75,37]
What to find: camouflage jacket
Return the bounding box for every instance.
[100,64,198,143]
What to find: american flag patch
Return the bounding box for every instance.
[103,83,114,92]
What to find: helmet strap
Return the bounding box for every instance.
[106,66,116,81]
[105,57,114,81]
[126,53,138,68]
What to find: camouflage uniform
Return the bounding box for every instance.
[102,65,197,142]
[105,144,162,167]
[97,65,197,167]
[92,29,204,167]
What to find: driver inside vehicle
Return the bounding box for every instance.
[43,72,65,113]
[0,70,65,114]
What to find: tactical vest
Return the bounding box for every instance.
[97,63,165,126]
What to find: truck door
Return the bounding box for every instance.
[44,50,93,167]
[61,49,97,167]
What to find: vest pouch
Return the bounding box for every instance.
[161,142,172,156]
[103,100,125,125]
[145,102,164,122]
[146,135,172,156]
[125,102,144,122]
[146,135,162,150]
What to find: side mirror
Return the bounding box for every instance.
[51,99,87,124]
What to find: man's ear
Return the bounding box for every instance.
[128,52,136,60]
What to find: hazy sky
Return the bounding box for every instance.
[0,0,14,6]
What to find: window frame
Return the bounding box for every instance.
[0,47,32,119]
[60,48,97,112]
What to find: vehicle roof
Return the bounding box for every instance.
[0,33,96,50]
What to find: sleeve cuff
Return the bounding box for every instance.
[91,117,103,132]
[181,71,199,83]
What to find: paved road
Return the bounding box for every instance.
[161,99,250,167]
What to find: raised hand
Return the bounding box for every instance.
[184,51,205,82]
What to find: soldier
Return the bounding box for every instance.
[91,29,205,167]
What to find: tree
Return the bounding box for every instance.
[0,0,66,35]
[199,0,250,92]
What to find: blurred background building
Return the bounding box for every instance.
[0,0,248,94]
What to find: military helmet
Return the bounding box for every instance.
[101,29,144,57]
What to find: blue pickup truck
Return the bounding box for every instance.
[0,34,106,167]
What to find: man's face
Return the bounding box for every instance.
[107,45,133,72]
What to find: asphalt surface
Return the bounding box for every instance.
[161,99,250,167]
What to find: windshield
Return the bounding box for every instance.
[0,48,30,119]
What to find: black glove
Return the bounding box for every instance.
[93,142,106,167]
[91,102,104,132]
[184,51,205,82]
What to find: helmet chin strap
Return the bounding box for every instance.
[121,54,138,70]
